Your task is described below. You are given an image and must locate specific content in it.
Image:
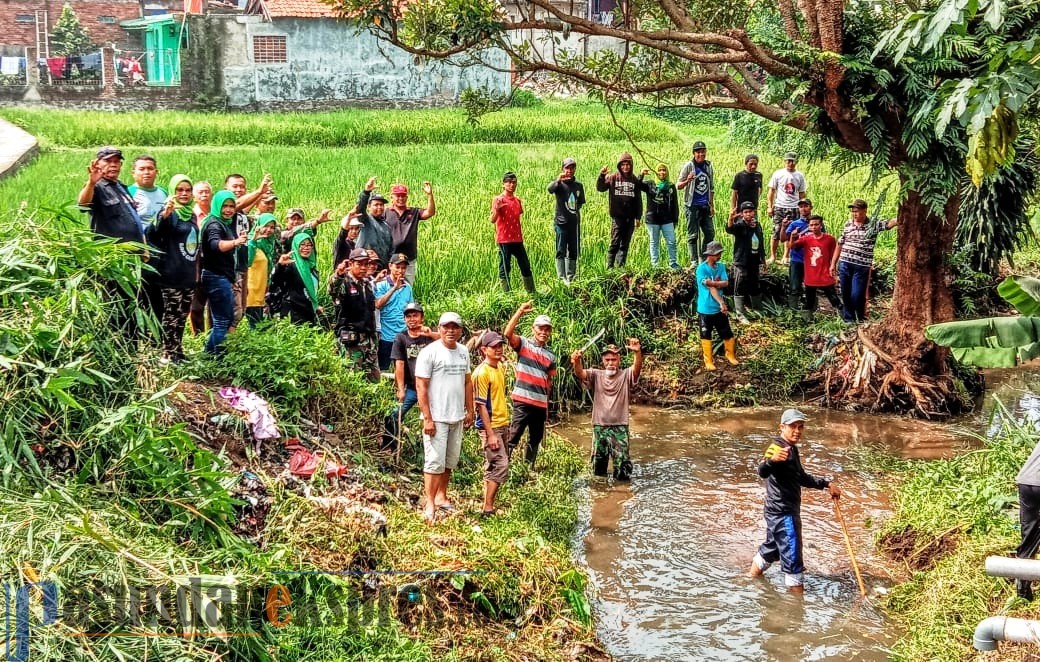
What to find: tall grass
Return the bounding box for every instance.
[0,104,682,147]
[882,402,1040,661]
[0,117,890,313]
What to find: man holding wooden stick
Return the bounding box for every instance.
[750,408,841,594]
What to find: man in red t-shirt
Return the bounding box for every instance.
[789,215,842,322]
[491,171,535,293]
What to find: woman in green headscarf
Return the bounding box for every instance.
[244,212,278,326]
[149,174,200,363]
[199,189,247,354]
[645,163,680,269]
[268,232,321,325]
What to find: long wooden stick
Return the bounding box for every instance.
[833,497,867,596]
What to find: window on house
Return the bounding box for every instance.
[15,14,35,23]
[252,35,287,64]
[97,15,116,23]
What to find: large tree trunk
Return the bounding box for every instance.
[848,189,966,417]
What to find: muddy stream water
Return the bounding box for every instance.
[556,368,1040,661]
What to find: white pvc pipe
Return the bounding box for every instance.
[974,616,1040,651]
[984,556,1040,580]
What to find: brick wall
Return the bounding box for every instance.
[0,0,142,50]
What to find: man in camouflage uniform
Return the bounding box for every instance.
[330,247,377,378]
[570,338,643,481]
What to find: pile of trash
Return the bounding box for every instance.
[168,381,389,542]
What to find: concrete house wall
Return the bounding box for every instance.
[219,15,511,108]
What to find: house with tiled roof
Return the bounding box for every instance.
[206,0,509,108]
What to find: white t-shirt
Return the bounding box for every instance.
[415,340,471,423]
[767,170,807,209]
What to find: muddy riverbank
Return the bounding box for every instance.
[555,397,1024,660]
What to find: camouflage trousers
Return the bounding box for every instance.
[592,424,632,481]
[160,287,194,362]
[342,334,378,378]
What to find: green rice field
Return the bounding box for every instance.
[0,104,894,317]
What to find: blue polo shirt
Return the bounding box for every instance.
[374,277,414,342]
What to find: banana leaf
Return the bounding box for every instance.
[997,275,1040,317]
[925,316,1040,367]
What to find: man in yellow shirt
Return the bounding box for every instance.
[472,331,511,517]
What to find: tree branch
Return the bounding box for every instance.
[778,0,802,41]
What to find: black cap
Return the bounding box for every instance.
[692,141,707,151]
[848,199,868,210]
[503,171,517,182]
[404,302,424,315]
[797,198,813,207]
[389,253,409,265]
[370,193,387,203]
[348,248,370,261]
[96,146,123,161]
[739,201,756,211]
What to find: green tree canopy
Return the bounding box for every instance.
[50,3,95,57]
[330,0,1040,415]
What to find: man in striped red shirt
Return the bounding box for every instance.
[503,301,557,467]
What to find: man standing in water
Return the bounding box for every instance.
[571,339,643,481]
[750,409,841,594]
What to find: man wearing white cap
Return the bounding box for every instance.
[415,311,473,523]
[503,301,557,466]
[750,408,841,594]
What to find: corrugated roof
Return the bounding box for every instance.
[120,13,177,28]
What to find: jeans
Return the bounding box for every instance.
[647,223,679,269]
[382,387,418,452]
[378,339,395,371]
[788,261,805,309]
[555,222,580,261]
[201,271,235,354]
[838,261,871,322]
[607,218,636,268]
[686,204,715,262]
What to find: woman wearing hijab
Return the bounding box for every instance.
[268,233,322,325]
[150,174,199,363]
[199,189,247,354]
[645,163,680,269]
[245,213,278,325]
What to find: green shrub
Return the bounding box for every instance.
[189,317,392,435]
[508,89,543,108]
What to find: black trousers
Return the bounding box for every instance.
[804,285,842,312]
[498,242,533,280]
[732,264,761,297]
[607,218,636,268]
[506,402,547,465]
[1018,483,1040,560]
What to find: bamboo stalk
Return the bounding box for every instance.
[833,497,867,596]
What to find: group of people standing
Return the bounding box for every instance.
[78,146,436,371]
[76,144,886,595]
